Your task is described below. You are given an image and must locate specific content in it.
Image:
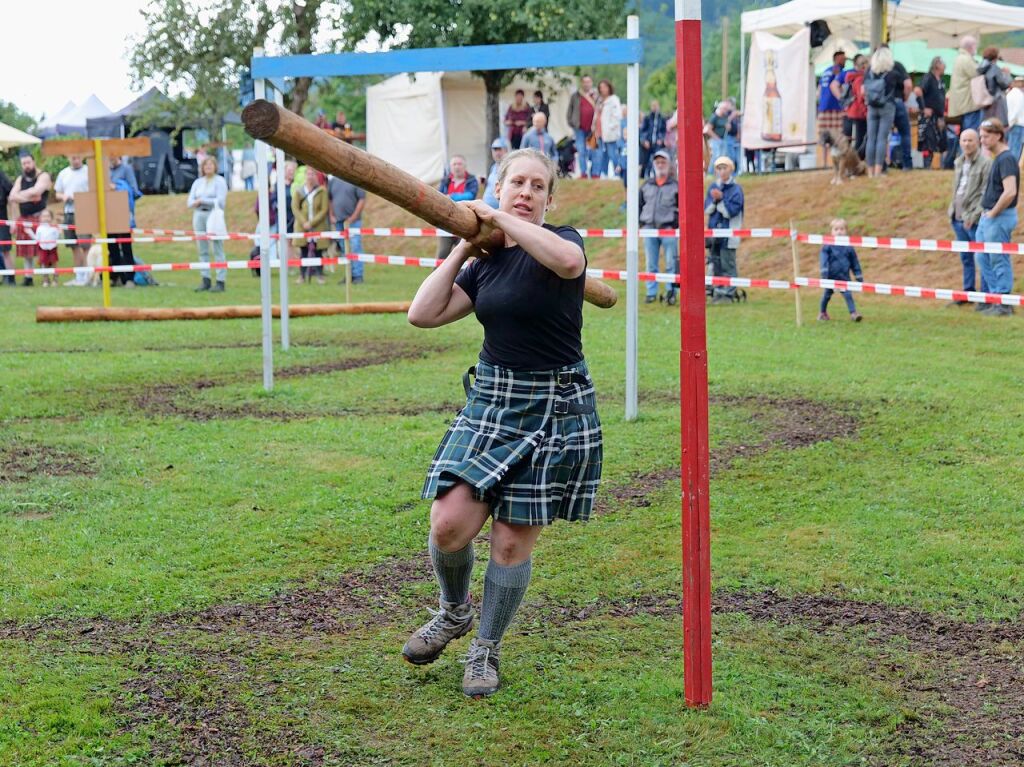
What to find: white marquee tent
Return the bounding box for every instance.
[366,71,574,184]
[37,94,112,137]
[741,0,1024,46]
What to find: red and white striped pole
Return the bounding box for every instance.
[676,0,713,707]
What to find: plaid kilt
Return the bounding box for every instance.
[16,215,43,261]
[817,110,845,143]
[422,359,603,526]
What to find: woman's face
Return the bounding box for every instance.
[598,81,611,97]
[497,157,553,226]
[202,158,216,176]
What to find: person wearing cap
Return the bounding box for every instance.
[483,137,509,208]
[1006,75,1024,161]
[818,49,849,163]
[975,118,1017,316]
[704,155,744,304]
[639,149,679,305]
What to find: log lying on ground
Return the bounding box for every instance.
[242,99,618,309]
[36,302,412,323]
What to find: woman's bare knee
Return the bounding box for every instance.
[429,484,488,551]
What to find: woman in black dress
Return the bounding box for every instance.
[405,149,603,698]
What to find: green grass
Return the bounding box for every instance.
[1,198,1022,765]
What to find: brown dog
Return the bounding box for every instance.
[823,130,866,184]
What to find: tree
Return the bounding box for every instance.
[340,0,629,149]
[128,0,335,138]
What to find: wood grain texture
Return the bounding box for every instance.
[36,302,411,323]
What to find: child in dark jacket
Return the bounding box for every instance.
[819,218,864,322]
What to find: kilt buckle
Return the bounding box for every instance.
[554,400,569,415]
[556,370,574,386]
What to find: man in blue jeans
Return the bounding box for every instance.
[328,172,367,284]
[975,118,1018,316]
[639,150,679,304]
[947,129,991,305]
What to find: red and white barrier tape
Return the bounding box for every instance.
[2,253,1019,307]
[796,232,1024,255]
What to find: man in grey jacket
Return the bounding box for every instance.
[947,128,991,303]
[639,150,679,305]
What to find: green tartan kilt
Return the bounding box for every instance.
[422,358,603,525]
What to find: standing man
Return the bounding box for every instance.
[482,138,508,208]
[54,154,90,285]
[328,171,367,284]
[519,112,558,160]
[639,149,679,305]
[949,36,982,135]
[704,156,744,304]
[843,54,869,159]
[566,74,597,178]
[108,155,143,287]
[639,99,667,178]
[890,57,915,170]
[435,155,478,260]
[704,101,731,172]
[1006,76,1024,161]
[947,129,991,305]
[818,49,849,164]
[8,153,52,287]
[0,168,14,285]
[975,118,1018,316]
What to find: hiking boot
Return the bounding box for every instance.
[402,600,474,666]
[988,304,1014,317]
[850,312,863,322]
[461,637,500,698]
[976,302,994,313]
[946,299,969,308]
[644,295,657,304]
[211,280,225,293]
[22,277,33,287]
[194,277,211,292]
[817,312,830,321]
[665,293,677,306]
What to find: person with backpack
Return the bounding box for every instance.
[842,54,869,160]
[864,46,903,178]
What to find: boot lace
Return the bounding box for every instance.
[419,606,469,643]
[460,641,494,681]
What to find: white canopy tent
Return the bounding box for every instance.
[37,94,112,137]
[741,0,1024,47]
[0,121,41,150]
[367,71,573,184]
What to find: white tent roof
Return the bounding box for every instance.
[367,71,573,185]
[741,0,1024,46]
[0,120,41,150]
[37,94,112,134]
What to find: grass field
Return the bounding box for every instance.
[1,182,1023,766]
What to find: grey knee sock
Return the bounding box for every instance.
[429,535,474,605]
[478,558,532,643]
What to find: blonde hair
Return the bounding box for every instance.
[496,149,559,197]
[201,156,219,175]
[830,217,848,231]
[870,46,894,75]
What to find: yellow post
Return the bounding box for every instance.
[790,219,803,327]
[93,139,111,308]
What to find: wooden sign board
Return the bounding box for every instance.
[40,137,152,158]
[74,191,131,234]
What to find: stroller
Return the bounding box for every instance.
[556,136,576,178]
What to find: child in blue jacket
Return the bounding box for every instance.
[819,218,864,322]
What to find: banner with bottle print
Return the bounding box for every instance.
[741,27,811,150]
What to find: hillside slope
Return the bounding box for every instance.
[131,170,1019,291]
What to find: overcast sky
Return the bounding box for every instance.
[4,0,152,121]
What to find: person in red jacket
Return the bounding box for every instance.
[843,54,869,160]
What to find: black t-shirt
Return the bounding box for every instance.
[919,72,946,115]
[891,62,909,101]
[455,224,586,371]
[982,149,1019,211]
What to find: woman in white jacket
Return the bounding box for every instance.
[187,156,229,292]
[592,79,622,178]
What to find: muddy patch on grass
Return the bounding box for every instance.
[593,394,859,514]
[128,342,442,421]
[0,440,95,484]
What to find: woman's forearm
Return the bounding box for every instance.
[408,246,473,327]
[494,212,584,278]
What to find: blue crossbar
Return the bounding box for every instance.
[252,38,642,79]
